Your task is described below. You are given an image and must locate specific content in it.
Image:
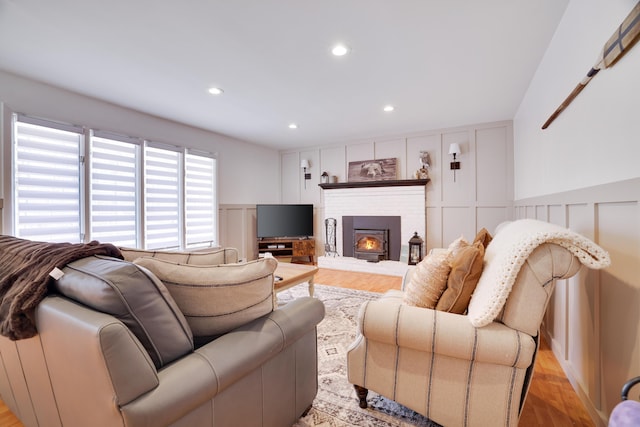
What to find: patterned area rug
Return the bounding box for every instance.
[277,284,440,427]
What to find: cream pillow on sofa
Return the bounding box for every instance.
[120,247,239,265]
[133,257,277,343]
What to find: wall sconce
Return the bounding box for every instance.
[448,143,461,182]
[300,159,311,188]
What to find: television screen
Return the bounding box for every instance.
[256,204,314,238]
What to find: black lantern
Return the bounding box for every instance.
[408,232,424,265]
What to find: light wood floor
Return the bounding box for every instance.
[0,268,594,427]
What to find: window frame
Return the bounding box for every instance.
[7,112,218,249]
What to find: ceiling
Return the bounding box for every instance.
[0,0,569,151]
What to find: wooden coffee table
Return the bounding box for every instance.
[274,263,319,297]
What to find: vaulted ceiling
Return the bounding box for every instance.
[0,0,569,150]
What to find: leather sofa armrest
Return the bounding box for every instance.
[35,296,160,425]
[355,293,535,369]
[120,297,325,426]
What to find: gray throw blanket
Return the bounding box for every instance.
[0,235,123,340]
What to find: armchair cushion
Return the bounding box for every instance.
[119,247,239,265]
[436,240,485,314]
[403,250,451,309]
[133,257,277,342]
[54,255,194,369]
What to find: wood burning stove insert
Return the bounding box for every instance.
[353,228,389,262]
[342,216,401,261]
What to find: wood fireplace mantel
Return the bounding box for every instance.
[318,178,429,190]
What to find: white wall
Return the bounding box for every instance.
[0,70,280,206]
[514,0,640,199]
[0,70,281,259]
[514,1,640,425]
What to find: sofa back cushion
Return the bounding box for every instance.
[133,257,277,344]
[119,247,239,265]
[54,255,194,369]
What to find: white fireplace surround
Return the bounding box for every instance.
[321,184,426,262]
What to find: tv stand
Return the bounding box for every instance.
[258,237,315,264]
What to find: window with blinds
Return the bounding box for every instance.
[89,132,139,247]
[13,116,83,243]
[143,143,181,250]
[185,151,216,248]
[11,114,218,249]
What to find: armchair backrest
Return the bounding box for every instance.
[493,243,581,336]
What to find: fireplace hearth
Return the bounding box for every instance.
[353,228,389,262]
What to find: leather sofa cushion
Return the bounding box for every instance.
[54,255,194,369]
[119,247,239,265]
[133,257,277,344]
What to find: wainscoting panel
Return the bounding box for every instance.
[597,200,640,417]
[476,126,510,203]
[475,206,509,237]
[220,204,325,261]
[442,206,474,245]
[425,206,443,250]
[218,205,255,262]
[515,178,640,426]
[567,204,598,408]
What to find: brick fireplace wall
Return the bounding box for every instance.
[321,185,426,257]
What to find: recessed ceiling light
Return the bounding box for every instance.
[331,44,350,56]
[383,105,395,112]
[208,87,224,95]
[288,123,298,129]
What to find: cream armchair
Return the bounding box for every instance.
[347,219,611,427]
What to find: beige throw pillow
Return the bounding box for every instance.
[404,250,452,309]
[134,257,277,342]
[436,240,485,314]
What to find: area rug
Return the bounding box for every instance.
[277,284,440,427]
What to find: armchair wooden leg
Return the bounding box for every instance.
[354,384,369,409]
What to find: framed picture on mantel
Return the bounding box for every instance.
[347,157,397,182]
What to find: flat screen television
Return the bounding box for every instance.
[256,204,314,239]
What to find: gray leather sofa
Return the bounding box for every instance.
[0,252,325,427]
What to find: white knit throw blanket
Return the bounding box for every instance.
[467,219,611,328]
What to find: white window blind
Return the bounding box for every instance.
[185,151,217,248]
[89,132,139,247]
[13,115,83,243]
[144,143,181,250]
